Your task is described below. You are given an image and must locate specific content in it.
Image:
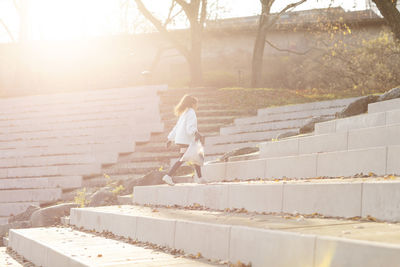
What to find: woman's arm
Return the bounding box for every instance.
[186,109,198,136]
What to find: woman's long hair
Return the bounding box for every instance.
[174,94,198,116]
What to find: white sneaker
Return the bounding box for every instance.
[162,175,175,186]
[193,176,206,184]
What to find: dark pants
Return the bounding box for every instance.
[167,144,202,178]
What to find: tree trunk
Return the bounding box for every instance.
[189,23,203,86]
[372,0,400,40]
[251,21,268,88]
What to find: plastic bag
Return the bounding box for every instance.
[180,140,204,166]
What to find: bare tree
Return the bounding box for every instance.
[251,0,306,88]
[134,0,207,86]
[372,0,400,40]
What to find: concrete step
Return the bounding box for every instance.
[315,108,400,134]
[0,153,118,168]
[0,188,61,204]
[0,217,8,225]
[118,151,178,163]
[102,162,166,176]
[0,98,160,123]
[368,98,400,113]
[0,163,101,178]
[0,85,163,110]
[203,145,400,181]
[260,123,400,158]
[0,136,140,150]
[133,177,400,222]
[0,119,163,135]
[219,117,308,135]
[256,97,359,116]
[0,202,39,217]
[0,143,135,159]
[8,227,216,267]
[205,128,298,147]
[161,109,248,120]
[0,106,160,128]
[70,205,400,267]
[205,142,261,157]
[0,122,162,141]
[0,176,82,190]
[0,88,161,115]
[0,247,23,267]
[234,106,341,126]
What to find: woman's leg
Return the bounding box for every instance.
[167,161,184,176]
[194,164,202,178]
[166,144,188,177]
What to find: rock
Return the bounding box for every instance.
[8,204,40,223]
[219,147,259,162]
[378,87,400,101]
[299,116,332,134]
[0,221,31,238]
[120,170,166,195]
[276,130,299,139]
[30,203,79,227]
[336,95,379,118]
[88,187,118,207]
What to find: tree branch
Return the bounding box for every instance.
[265,39,313,55]
[134,0,189,58]
[0,19,15,42]
[164,2,184,27]
[263,0,307,31]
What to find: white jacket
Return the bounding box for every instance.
[168,108,198,145]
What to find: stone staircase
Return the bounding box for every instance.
[0,86,166,223]
[84,87,257,186]
[4,89,400,266]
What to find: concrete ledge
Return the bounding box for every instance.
[368,98,400,113]
[0,188,61,203]
[0,202,39,216]
[228,183,283,213]
[387,145,400,175]
[225,159,266,180]
[362,181,400,222]
[136,216,176,248]
[220,118,306,135]
[2,164,101,178]
[134,180,400,221]
[314,236,400,267]
[316,147,387,177]
[257,97,358,116]
[259,138,299,158]
[175,220,230,260]
[0,176,82,190]
[202,162,226,182]
[265,154,317,179]
[229,226,315,267]
[283,182,362,217]
[234,106,340,126]
[67,203,400,267]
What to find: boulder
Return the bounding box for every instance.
[8,204,40,223]
[88,187,118,207]
[276,130,299,139]
[219,147,259,162]
[336,95,379,118]
[378,87,400,101]
[0,221,31,239]
[120,170,166,195]
[30,203,79,227]
[299,116,332,134]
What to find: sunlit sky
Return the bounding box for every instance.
[0,0,371,43]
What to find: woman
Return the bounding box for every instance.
[162,94,205,185]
